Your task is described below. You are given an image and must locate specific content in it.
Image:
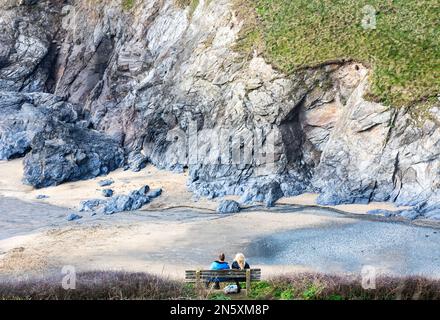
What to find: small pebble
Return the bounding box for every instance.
[98,179,114,187]
[67,213,82,221]
[102,189,114,198]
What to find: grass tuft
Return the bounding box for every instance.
[121,0,135,11]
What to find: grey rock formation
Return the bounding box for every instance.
[67,213,82,221]
[102,189,114,198]
[79,199,106,212]
[0,0,439,220]
[98,179,114,187]
[217,200,241,214]
[80,185,154,215]
[23,122,125,188]
[367,209,399,218]
[147,188,162,199]
[0,92,81,160]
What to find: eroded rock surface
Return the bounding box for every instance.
[0,91,80,160]
[0,0,439,219]
[23,121,124,188]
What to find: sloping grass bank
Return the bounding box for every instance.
[1,271,440,300]
[247,273,440,300]
[0,271,189,300]
[234,0,439,108]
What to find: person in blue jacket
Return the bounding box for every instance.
[209,253,230,289]
[210,253,230,270]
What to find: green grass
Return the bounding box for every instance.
[208,293,232,300]
[121,0,135,11]
[235,0,439,107]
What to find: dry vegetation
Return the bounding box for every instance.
[1,271,440,300]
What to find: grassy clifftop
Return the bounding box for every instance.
[234,0,439,107]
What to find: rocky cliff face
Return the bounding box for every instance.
[1,0,439,219]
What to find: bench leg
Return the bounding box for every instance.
[196,270,202,297]
[246,270,251,297]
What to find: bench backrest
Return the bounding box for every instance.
[185,269,261,282]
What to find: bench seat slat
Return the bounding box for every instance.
[185,269,260,275]
[186,269,261,272]
[185,272,261,276]
[185,275,261,280]
[185,273,261,278]
[185,275,261,278]
[185,269,261,283]
[185,278,260,283]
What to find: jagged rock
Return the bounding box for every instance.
[0,92,80,160]
[217,200,241,214]
[67,213,82,221]
[128,186,151,210]
[0,2,61,92]
[138,185,150,195]
[399,209,422,221]
[79,199,106,212]
[98,179,114,187]
[129,194,150,211]
[241,182,284,207]
[104,195,133,215]
[102,189,114,198]
[0,0,439,220]
[103,193,149,214]
[367,209,399,218]
[23,123,125,188]
[147,188,162,199]
[80,186,155,215]
[127,152,148,172]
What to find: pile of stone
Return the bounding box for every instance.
[79,185,162,215]
[216,200,241,214]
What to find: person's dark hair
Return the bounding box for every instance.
[218,253,225,262]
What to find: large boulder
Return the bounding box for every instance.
[0,92,80,160]
[217,200,241,214]
[23,122,125,188]
[241,181,284,207]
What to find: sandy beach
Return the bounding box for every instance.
[0,159,408,214]
[0,159,439,282]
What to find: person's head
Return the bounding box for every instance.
[218,253,226,262]
[234,253,246,270]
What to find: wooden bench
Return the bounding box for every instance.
[185,269,261,296]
